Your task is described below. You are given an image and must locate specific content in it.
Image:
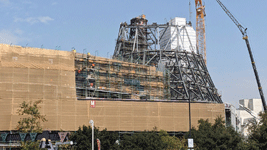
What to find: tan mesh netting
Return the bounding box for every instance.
[0,44,224,131]
[0,44,81,130]
[89,101,224,131]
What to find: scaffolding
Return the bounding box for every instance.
[0,44,225,132]
[75,53,168,100]
[113,15,222,103]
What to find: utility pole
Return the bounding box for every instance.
[188,91,194,149]
[89,120,94,150]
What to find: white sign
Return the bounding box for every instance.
[90,100,96,108]
[188,138,194,148]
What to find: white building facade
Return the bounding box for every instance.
[225,103,241,132]
[159,17,197,53]
[224,99,263,137]
[237,99,263,137]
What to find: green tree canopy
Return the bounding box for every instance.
[71,126,188,150]
[247,111,267,149]
[188,116,243,150]
[119,129,167,150]
[17,100,47,133]
[159,130,187,150]
[70,125,119,150]
[16,100,48,150]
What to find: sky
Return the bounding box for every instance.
[0,0,266,108]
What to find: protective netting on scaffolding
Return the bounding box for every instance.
[75,53,170,100]
[88,101,225,132]
[0,44,225,132]
[0,44,76,100]
[0,44,80,131]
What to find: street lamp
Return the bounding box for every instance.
[95,50,98,56]
[188,93,194,149]
[89,120,94,150]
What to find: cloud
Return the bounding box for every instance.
[0,0,10,5]
[38,16,54,23]
[22,0,32,4]
[52,2,57,5]
[14,16,54,24]
[0,0,12,8]
[0,30,19,44]
[0,29,30,45]
[14,29,24,35]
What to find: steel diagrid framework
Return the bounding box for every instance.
[113,15,222,103]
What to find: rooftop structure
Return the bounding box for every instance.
[113,15,222,103]
[159,17,197,53]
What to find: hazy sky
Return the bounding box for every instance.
[0,0,266,107]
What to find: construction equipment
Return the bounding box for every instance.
[195,0,206,64]
[216,0,267,111]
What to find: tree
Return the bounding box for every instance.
[188,116,244,150]
[247,111,267,149]
[70,125,119,150]
[119,128,167,150]
[98,129,120,150]
[159,130,187,150]
[71,126,172,150]
[70,125,98,150]
[20,141,40,150]
[17,100,47,150]
[17,100,47,133]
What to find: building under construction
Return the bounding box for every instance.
[75,53,168,100]
[113,15,222,103]
[0,15,224,134]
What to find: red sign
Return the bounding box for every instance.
[97,138,101,150]
[58,132,68,143]
[90,100,96,108]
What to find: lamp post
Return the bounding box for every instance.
[95,50,98,56]
[189,93,191,137]
[89,120,94,150]
[188,93,194,149]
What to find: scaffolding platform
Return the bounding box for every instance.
[75,53,169,100]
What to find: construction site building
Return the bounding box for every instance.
[224,103,240,132]
[160,17,197,53]
[0,44,224,133]
[75,53,168,100]
[237,99,263,136]
[113,15,222,103]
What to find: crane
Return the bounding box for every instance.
[195,0,207,64]
[216,0,267,111]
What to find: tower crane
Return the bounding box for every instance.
[216,0,267,111]
[195,0,206,64]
